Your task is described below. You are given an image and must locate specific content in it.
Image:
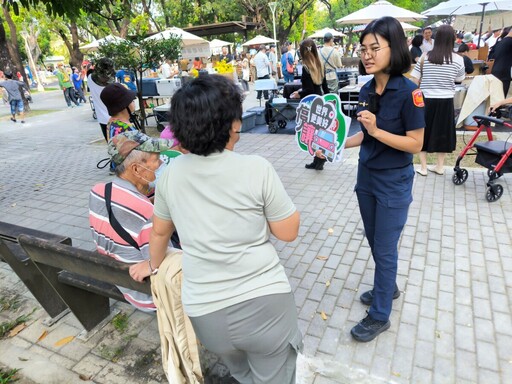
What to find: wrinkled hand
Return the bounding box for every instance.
[129,260,151,282]
[290,91,299,99]
[357,110,378,137]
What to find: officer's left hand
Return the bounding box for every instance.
[357,110,378,137]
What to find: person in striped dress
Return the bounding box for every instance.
[411,25,465,176]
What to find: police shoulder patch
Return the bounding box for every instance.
[412,89,424,107]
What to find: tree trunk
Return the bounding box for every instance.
[0,16,15,74]
[158,0,170,28]
[2,4,28,85]
[57,21,83,68]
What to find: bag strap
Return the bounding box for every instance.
[320,48,336,71]
[419,54,425,85]
[105,182,140,251]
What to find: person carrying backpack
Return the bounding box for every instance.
[281,45,295,83]
[319,32,343,93]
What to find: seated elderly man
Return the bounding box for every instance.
[89,131,174,311]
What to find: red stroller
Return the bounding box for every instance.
[452,115,512,202]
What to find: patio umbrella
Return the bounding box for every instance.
[309,27,347,39]
[242,35,277,46]
[422,0,512,46]
[209,38,233,49]
[400,22,422,32]
[336,0,426,24]
[79,35,128,52]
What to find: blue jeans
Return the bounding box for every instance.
[355,163,413,321]
[283,72,294,83]
[10,99,24,115]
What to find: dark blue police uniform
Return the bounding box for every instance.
[356,75,424,322]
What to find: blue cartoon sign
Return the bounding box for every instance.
[295,94,350,162]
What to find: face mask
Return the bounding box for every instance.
[138,162,166,190]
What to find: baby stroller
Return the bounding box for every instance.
[452,114,512,202]
[265,83,301,134]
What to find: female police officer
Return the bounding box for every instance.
[344,17,425,342]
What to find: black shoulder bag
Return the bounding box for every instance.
[104,182,140,250]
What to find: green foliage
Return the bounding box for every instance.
[0,368,20,384]
[0,313,31,338]
[96,34,181,72]
[111,312,129,333]
[6,0,104,19]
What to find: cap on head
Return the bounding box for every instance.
[57,62,64,68]
[463,32,474,43]
[100,83,137,116]
[108,131,169,166]
[324,32,334,42]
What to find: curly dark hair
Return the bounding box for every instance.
[170,75,243,156]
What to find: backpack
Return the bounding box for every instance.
[286,52,294,74]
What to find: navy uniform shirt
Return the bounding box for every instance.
[357,75,425,170]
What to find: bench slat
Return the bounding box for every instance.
[19,234,151,295]
[58,271,126,303]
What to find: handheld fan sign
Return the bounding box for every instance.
[295,94,350,162]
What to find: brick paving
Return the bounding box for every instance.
[0,87,511,383]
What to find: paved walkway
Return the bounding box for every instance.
[0,85,511,384]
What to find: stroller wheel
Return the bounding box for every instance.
[485,184,503,202]
[452,168,468,185]
[277,120,287,129]
[487,169,502,180]
[268,124,278,134]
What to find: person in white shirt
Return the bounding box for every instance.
[420,27,435,54]
[160,59,176,79]
[268,44,278,78]
[253,45,271,100]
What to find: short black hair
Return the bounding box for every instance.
[423,27,432,32]
[4,72,13,79]
[412,35,423,48]
[170,75,243,156]
[358,17,411,76]
[458,43,469,53]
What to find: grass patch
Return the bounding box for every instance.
[30,87,60,93]
[0,368,19,384]
[111,312,129,333]
[413,132,494,168]
[98,343,124,362]
[132,348,157,371]
[0,295,21,312]
[0,313,31,338]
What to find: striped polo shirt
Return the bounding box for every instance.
[411,53,465,99]
[89,177,156,312]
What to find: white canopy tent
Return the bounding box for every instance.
[144,27,211,59]
[242,35,277,47]
[308,27,347,39]
[350,21,421,33]
[336,1,426,24]
[210,38,233,55]
[79,35,129,52]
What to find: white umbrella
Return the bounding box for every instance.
[309,27,347,39]
[336,0,426,24]
[422,0,512,45]
[422,0,512,16]
[350,22,420,33]
[400,22,422,32]
[242,35,277,47]
[79,35,128,51]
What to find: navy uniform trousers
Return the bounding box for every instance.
[355,162,414,322]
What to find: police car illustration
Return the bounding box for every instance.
[311,129,337,161]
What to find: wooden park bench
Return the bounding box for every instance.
[0,221,151,338]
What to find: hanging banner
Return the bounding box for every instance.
[454,12,512,31]
[295,93,350,163]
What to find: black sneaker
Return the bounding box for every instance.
[351,313,390,342]
[360,284,400,306]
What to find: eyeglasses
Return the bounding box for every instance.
[357,46,389,58]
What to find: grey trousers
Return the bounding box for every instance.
[189,292,302,384]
